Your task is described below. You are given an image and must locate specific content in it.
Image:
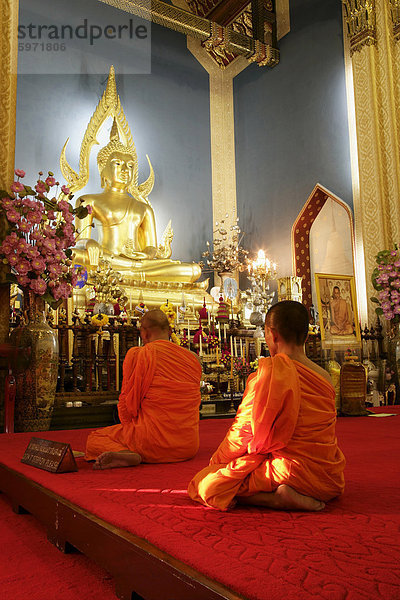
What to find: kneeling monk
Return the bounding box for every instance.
[86,309,202,469]
[188,300,345,511]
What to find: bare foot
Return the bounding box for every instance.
[238,484,325,511]
[93,451,142,470]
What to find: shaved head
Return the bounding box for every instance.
[141,309,170,334]
[266,300,309,346]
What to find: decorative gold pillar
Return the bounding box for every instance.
[0,0,18,344]
[0,0,18,191]
[342,0,400,324]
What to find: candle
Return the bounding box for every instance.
[199,334,203,356]
[240,338,243,357]
[234,337,238,357]
[216,346,219,366]
[218,323,221,341]
[230,336,233,357]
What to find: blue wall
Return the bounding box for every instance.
[16,0,352,281]
[15,19,212,266]
[234,0,352,276]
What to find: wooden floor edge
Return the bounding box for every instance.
[0,463,247,600]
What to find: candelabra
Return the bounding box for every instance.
[244,249,277,325]
[247,250,277,291]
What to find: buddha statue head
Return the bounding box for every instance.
[97,119,137,191]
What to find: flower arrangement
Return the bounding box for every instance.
[371,247,400,323]
[0,169,92,308]
[160,301,176,326]
[91,313,109,328]
[234,358,253,378]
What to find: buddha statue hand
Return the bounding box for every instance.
[72,238,102,267]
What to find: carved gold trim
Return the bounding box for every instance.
[388,0,400,40]
[98,0,279,66]
[342,0,377,54]
[0,0,19,190]
[344,0,400,323]
[0,0,18,343]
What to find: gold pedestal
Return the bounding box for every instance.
[73,278,213,321]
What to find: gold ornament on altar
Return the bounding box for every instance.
[201,215,248,277]
[60,65,202,286]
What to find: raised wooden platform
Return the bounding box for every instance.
[0,463,243,600]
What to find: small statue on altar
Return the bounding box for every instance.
[71,308,82,326]
[58,307,67,326]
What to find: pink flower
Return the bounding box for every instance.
[10,181,24,194]
[27,210,44,225]
[43,238,56,252]
[58,199,70,212]
[7,255,18,267]
[26,245,39,259]
[14,169,26,178]
[48,263,62,277]
[18,220,32,233]
[31,256,46,272]
[61,185,70,195]
[17,275,30,288]
[6,208,21,223]
[30,278,47,295]
[35,181,47,195]
[2,197,15,209]
[53,250,66,262]
[47,210,56,220]
[0,241,13,255]
[45,176,56,187]
[16,238,29,253]
[15,259,30,275]
[86,205,93,215]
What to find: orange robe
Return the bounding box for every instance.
[85,340,202,463]
[188,353,345,510]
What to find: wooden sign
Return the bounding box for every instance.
[21,437,79,473]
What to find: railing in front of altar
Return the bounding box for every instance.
[54,321,139,407]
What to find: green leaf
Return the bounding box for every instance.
[65,248,72,258]
[75,205,89,219]
[375,307,384,316]
[23,186,36,196]
[370,297,380,304]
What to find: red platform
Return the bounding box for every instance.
[0,410,399,600]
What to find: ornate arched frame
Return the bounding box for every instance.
[291,183,355,314]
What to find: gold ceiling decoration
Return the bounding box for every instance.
[98,0,279,67]
[342,0,377,54]
[389,0,400,40]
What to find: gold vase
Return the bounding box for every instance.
[10,291,59,432]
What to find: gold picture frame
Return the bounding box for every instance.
[314,273,361,346]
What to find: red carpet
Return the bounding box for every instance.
[0,409,399,600]
[0,493,117,599]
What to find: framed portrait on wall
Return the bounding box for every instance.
[314,274,361,346]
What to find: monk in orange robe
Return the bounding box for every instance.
[188,300,345,511]
[86,309,202,469]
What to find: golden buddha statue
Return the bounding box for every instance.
[73,121,201,284]
[60,65,208,313]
